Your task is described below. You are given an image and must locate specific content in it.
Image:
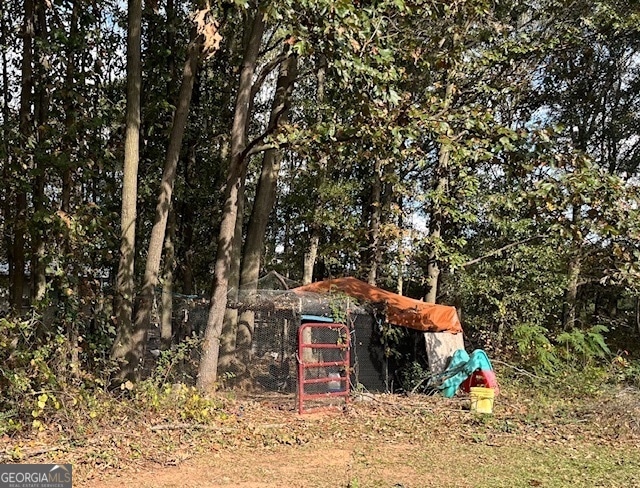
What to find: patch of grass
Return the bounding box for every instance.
[345,439,640,488]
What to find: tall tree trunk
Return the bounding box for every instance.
[396,196,405,295]
[423,82,455,374]
[32,0,49,303]
[302,56,327,286]
[12,0,35,311]
[302,233,319,285]
[218,182,245,372]
[366,158,383,286]
[61,0,79,214]
[160,206,176,348]
[131,34,202,360]
[235,51,298,366]
[1,6,11,291]
[424,81,454,304]
[197,10,265,392]
[562,207,582,330]
[0,7,8,131]
[180,144,197,296]
[111,0,143,381]
[58,0,80,376]
[165,0,177,94]
[635,296,640,337]
[562,252,581,330]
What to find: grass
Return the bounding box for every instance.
[346,442,640,488]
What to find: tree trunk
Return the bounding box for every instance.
[0,7,8,132]
[562,238,582,331]
[197,10,265,392]
[235,51,298,366]
[562,253,581,330]
[131,34,202,363]
[218,179,246,371]
[32,0,49,303]
[11,0,35,311]
[424,81,454,304]
[61,0,79,214]
[424,82,454,372]
[396,196,405,295]
[302,233,319,285]
[58,0,80,376]
[180,145,197,296]
[0,7,9,270]
[366,158,383,286]
[111,0,143,381]
[165,0,177,95]
[635,296,640,337]
[562,204,583,331]
[160,206,176,348]
[302,57,327,286]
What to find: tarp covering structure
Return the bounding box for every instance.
[293,277,463,334]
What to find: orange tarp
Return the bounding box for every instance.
[293,277,462,334]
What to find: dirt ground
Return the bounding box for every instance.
[4,387,640,488]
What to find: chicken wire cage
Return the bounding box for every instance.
[227,286,390,394]
[146,272,392,393]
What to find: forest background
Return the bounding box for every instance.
[1,0,640,434]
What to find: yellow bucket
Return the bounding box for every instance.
[470,387,495,414]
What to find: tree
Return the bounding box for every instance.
[111,0,143,381]
[132,14,210,350]
[197,7,265,391]
[234,49,298,367]
[10,0,35,311]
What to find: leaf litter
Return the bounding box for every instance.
[1,384,639,487]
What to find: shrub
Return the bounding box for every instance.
[0,315,65,434]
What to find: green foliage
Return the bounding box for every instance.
[397,360,431,394]
[375,319,411,360]
[512,323,560,373]
[0,303,121,435]
[149,335,203,386]
[325,292,353,325]
[453,235,566,352]
[0,316,65,434]
[556,325,611,364]
[2,0,640,390]
[135,382,224,424]
[610,355,640,388]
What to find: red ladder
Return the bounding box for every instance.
[297,322,350,414]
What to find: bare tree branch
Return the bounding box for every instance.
[461,234,547,267]
[250,52,287,100]
[242,104,288,159]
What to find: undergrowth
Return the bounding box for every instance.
[0,315,220,439]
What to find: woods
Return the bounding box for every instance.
[1,0,640,411]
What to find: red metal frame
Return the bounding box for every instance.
[297,322,350,414]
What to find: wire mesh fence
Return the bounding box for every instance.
[145,274,394,395]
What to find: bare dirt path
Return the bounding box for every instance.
[87,443,354,488]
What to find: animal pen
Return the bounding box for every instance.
[152,276,464,410]
[226,287,383,412]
